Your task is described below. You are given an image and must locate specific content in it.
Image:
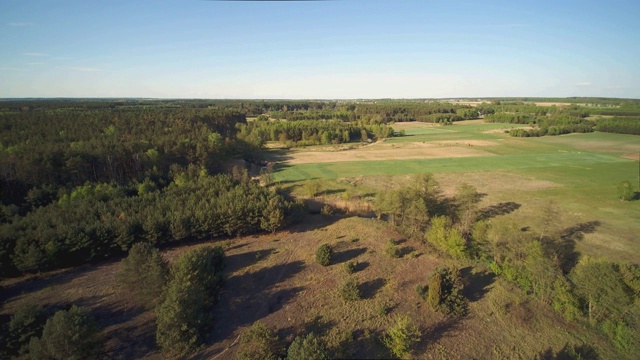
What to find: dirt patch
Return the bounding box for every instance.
[282,145,496,165]
[533,102,572,107]
[621,153,639,161]
[434,140,498,147]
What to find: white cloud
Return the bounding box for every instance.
[575,82,591,87]
[8,22,33,27]
[68,66,102,72]
[27,62,45,65]
[24,52,49,57]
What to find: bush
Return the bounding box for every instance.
[238,321,284,360]
[156,246,225,357]
[425,216,468,259]
[339,277,361,301]
[320,205,334,217]
[5,303,47,356]
[618,180,636,201]
[316,244,332,266]
[287,332,329,360]
[385,239,400,258]
[382,314,421,359]
[116,242,169,308]
[344,260,357,274]
[27,305,102,360]
[425,267,468,316]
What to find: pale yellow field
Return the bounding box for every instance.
[280,140,496,165]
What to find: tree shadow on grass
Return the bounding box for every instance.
[477,202,521,221]
[350,328,390,360]
[333,247,367,264]
[536,343,600,360]
[0,264,101,304]
[460,266,496,302]
[210,261,306,343]
[355,261,370,273]
[415,317,461,355]
[550,220,601,273]
[360,278,386,299]
[224,248,275,273]
[398,246,415,258]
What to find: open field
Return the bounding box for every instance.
[273,121,640,264]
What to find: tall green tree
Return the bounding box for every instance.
[156,246,225,356]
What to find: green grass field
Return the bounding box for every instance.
[273,122,640,263]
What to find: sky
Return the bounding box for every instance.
[1,0,639,99]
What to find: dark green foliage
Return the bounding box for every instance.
[0,100,296,276]
[237,321,285,360]
[596,116,640,135]
[4,303,47,356]
[570,258,634,323]
[156,246,225,357]
[27,305,102,360]
[3,172,290,274]
[339,277,361,301]
[570,258,640,354]
[316,244,332,266]
[425,267,467,316]
[116,242,169,308]
[287,332,329,360]
[382,314,421,359]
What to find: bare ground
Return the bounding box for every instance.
[279,142,497,165]
[1,214,618,359]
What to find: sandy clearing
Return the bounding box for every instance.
[434,140,498,146]
[621,152,640,160]
[282,146,496,165]
[533,102,572,106]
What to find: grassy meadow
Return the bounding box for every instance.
[273,120,640,263]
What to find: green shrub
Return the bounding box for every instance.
[116,242,169,308]
[618,180,636,201]
[339,277,361,301]
[5,303,47,356]
[320,205,334,217]
[425,267,467,316]
[238,321,284,360]
[316,244,332,266]
[425,216,468,258]
[344,260,357,274]
[382,314,421,359]
[156,246,225,357]
[27,305,102,360]
[385,239,400,258]
[287,332,329,360]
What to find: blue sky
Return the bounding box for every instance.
[1,0,639,99]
